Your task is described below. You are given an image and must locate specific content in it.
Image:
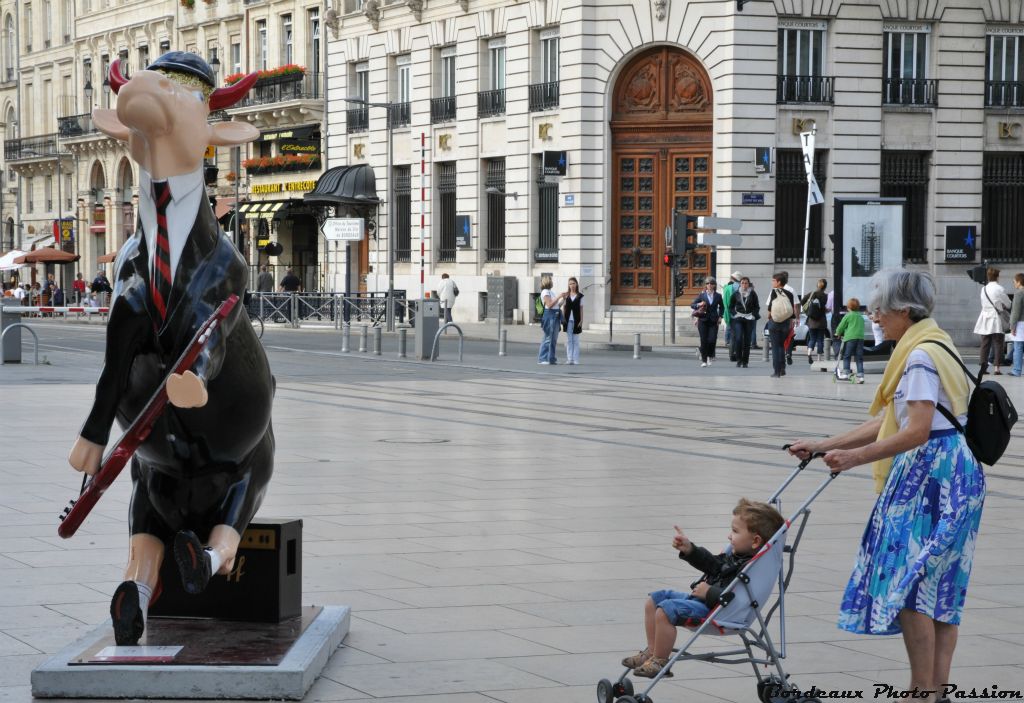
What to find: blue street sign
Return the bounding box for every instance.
[741,192,765,206]
[564,194,575,206]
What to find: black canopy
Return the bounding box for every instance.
[304,164,380,207]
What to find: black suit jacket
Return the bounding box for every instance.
[691,291,724,324]
[81,199,274,476]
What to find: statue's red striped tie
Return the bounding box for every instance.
[152,181,172,321]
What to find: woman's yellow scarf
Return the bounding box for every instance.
[868,317,970,493]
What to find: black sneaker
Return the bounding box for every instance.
[110,581,144,646]
[786,353,793,366]
[173,530,213,595]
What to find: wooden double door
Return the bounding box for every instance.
[612,149,712,305]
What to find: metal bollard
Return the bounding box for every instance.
[826,338,833,361]
[609,309,614,344]
[373,326,382,355]
[662,310,666,347]
[398,328,408,358]
[763,334,770,362]
[633,333,641,360]
[359,325,368,353]
[499,328,507,356]
[341,324,350,353]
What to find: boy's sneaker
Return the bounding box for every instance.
[621,648,651,669]
[633,657,674,679]
[856,375,865,384]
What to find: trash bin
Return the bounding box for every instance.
[416,299,441,360]
[1,299,22,363]
[478,292,488,321]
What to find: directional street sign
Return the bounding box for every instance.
[696,216,742,230]
[698,233,744,247]
[320,217,365,241]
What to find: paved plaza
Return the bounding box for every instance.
[1,322,1022,702]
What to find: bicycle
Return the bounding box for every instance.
[248,310,264,340]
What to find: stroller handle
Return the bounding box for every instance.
[781,444,828,469]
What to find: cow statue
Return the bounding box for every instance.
[67,52,275,646]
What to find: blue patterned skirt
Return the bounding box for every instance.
[838,429,986,635]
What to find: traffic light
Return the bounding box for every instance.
[684,214,699,252]
[663,252,673,267]
[967,263,988,284]
[737,0,749,10]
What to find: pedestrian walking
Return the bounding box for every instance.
[562,277,584,365]
[728,275,759,368]
[1008,273,1024,376]
[691,278,724,367]
[835,298,867,383]
[722,271,740,360]
[256,265,274,293]
[765,272,795,378]
[801,278,829,363]
[438,273,457,324]
[279,268,302,293]
[788,270,981,703]
[974,267,1010,377]
[537,274,566,365]
[780,271,800,365]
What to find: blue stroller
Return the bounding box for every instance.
[596,450,838,703]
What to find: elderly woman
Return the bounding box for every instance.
[788,270,983,703]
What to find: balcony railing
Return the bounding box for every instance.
[238,71,323,108]
[4,133,59,161]
[529,81,560,111]
[347,107,369,133]
[477,89,506,118]
[388,101,411,128]
[776,75,834,104]
[986,81,1024,108]
[883,77,938,106]
[57,113,98,138]
[431,96,456,124]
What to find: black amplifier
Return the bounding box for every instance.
[149,519,302,622]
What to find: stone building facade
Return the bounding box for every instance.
[1,0,325,291]
[325,0,1024,337]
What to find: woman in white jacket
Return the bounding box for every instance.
[974,267,1012,376]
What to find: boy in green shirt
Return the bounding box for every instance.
[834,297,866,383]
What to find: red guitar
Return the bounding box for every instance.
[57,294,239,539]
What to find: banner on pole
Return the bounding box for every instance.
[800,130,824,206]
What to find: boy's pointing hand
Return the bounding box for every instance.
[672,525,691,554]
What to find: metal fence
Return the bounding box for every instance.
[247,291,410,328]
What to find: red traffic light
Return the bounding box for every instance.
[663,253,673,267]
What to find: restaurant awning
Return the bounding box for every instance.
[304,164,380,207]
[214,197,236,220]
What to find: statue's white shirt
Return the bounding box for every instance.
[138,167,206,284]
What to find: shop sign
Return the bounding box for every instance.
[279,139,320,156]
[456,215,472,247]
[543,150,567,177]
[251,180,317,195]
[52,217,74,245]
[944,225,977,262]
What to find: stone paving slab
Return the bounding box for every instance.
[1,326,1023,701]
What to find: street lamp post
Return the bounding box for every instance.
[342,96,395,331]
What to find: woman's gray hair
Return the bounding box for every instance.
[868,270,935,322]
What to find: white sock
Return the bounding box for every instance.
[135,581,153,623]
[206,548,222,576]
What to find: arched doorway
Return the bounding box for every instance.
[611,46,713,305]
[89,160,107,260]
[116,157,135,246]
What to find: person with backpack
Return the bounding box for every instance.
[801,278,829,363]
[787,270,986,703]
[765,272,795,378]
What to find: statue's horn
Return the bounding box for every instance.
[108,59,128,94]
[208,72,259,112]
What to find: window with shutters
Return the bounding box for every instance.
[438,162,457,263]
[880,151,930,263]
[536,156,559,261]
[982,153,1024,262]
[775,149,827,262]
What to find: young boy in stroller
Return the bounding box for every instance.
[621,499,785,678]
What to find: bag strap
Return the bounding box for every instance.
[984,287,1008,314]
[916,340,973,437]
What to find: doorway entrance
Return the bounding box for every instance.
[611,47,714,305]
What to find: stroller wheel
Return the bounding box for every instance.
[613,678,634,698]
[757,675,786,703]
[616,697,638,703]
[635,695,652,703]
[597,679,614,703]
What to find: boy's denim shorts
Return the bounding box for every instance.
[650,589,711,625]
